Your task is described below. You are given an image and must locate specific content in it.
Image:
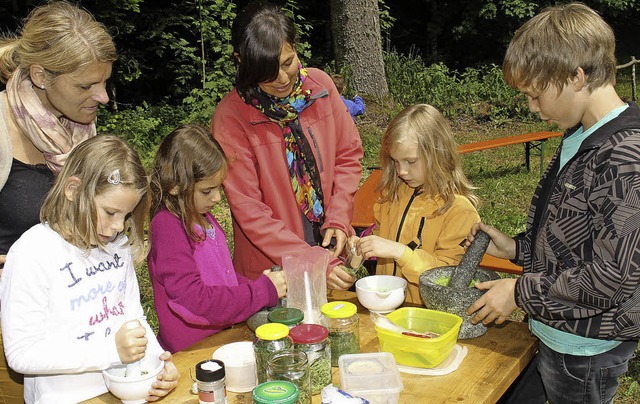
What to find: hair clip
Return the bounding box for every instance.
[107,169,121,185]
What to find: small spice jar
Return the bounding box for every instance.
[266,350,311,404]
[320,301,360,367]
[252,380,299,404]
[289,324,331,395]
[268,307,304,329]
[254,323,292,384]
[195,359,227,404]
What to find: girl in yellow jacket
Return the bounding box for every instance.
[351,104,479,304]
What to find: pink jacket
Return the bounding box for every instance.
[211,68,363,279]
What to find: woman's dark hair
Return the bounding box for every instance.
[232,1,296,99]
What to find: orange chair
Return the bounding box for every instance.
[351,169,523,275]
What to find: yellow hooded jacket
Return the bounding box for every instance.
[373,183,480,304]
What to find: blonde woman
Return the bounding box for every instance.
[350,104,479,303]
[0,1,116,400]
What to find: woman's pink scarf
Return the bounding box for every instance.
[6,69,95,173]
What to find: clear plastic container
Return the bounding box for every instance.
[267,350,310,404]
[268,307,304,329]
[320,301,359,367]
[339,352,403,404]
[253,323,292,384]
[289,324,331,395]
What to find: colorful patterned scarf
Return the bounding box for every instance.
[241,66,324,223]
[6,69,96,173]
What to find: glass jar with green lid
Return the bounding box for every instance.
[289,324,331,395]
[268,307,304,329]
[320,301,359,367]
[252,380,299,404]
[254,323,292,384]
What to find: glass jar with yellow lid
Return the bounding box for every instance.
[253,323,292,384]
[320,301,359,366]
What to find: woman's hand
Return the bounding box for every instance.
[146,351,180,401]
[264,268,287,298]
[466,278,518,325]
[322,228,347,257]
[465,223,516,260]
[115,320,148,364]
[355,235,405,260]
[327,265,356,290]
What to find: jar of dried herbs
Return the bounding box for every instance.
[289,324,331,395]
[253,323,292,384]
[267,350,311,404]
[320,301,359,367]
[268,307,304,329]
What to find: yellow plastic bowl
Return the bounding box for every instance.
[375,307,462,368]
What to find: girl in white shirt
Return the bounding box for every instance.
[0,135,179,403]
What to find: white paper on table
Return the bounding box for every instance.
[395,344,468,375]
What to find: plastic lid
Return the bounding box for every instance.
[255,322,290,340]
[268,307,304,326]
[321,301,357,319]
[252,381,299,404]
[289,324,329,344]
[195,359,225,382]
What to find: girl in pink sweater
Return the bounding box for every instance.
[148,124,287,353]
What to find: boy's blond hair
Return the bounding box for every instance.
[40,135,150,265]
[503,2,616,93]
[379,104,477,216]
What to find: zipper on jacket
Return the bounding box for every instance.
[393,188,420,276]
[307,127,324,172]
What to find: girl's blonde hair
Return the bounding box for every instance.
[150,124,228,241]
[379,104,477,215]
[0,1,116,83]
[40,135,150,265]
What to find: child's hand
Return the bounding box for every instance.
[327,265,356,291]
[115,320,148,364]
[347,236,360,251]
[356,235,405,260]
[146,351,179,401]
[264,269,287,298]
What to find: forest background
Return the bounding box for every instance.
[2,1,639,401]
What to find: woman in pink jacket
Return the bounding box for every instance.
[211,2,363,290]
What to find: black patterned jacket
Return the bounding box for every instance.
[513,103,640,341]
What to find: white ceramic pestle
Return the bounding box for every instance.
[124,319,144,378]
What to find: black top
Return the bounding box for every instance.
[0,158,55,255]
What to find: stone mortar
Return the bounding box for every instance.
[419,266,499,338]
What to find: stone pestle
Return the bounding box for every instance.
[448,230,491,289]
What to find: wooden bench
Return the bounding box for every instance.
[458,130,562,176]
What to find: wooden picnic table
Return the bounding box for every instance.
[84,290,538,404]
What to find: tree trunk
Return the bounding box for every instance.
[330,0,389,97]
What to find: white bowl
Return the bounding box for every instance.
[356,275,407,313]
[212,341,257,392]
[102,355,164,404]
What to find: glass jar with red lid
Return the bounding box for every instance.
[289,324,331,395]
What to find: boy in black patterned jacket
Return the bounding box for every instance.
[465,3,640,403]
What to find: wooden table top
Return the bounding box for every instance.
[84,291,538,404]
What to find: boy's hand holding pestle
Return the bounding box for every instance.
[115,319,148,364]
